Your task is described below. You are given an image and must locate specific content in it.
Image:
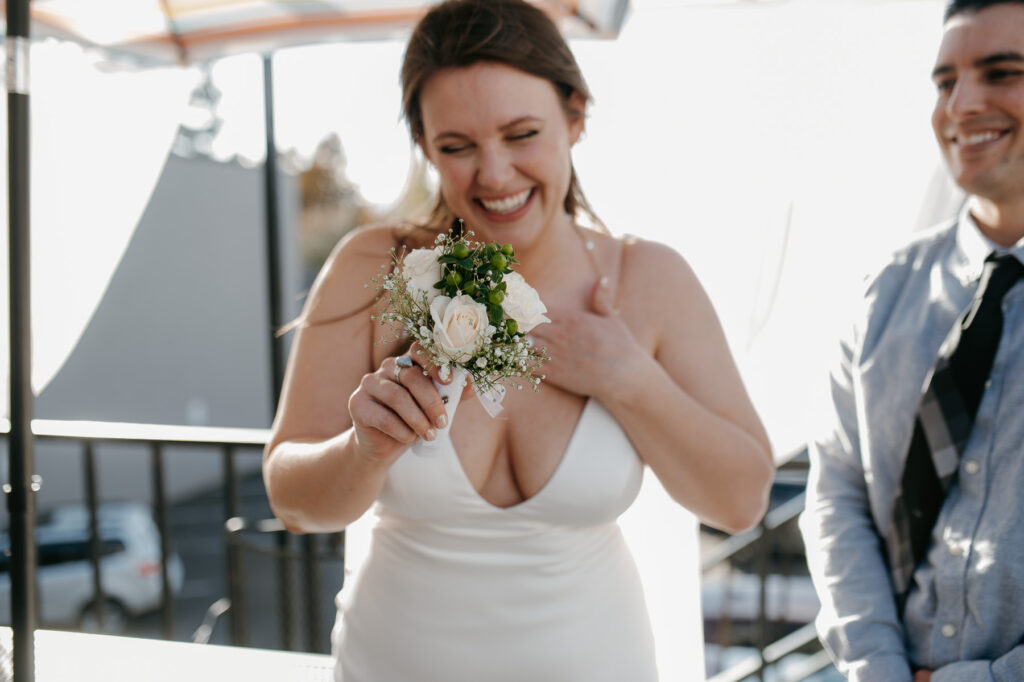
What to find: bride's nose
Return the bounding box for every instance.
[475,145,515,189]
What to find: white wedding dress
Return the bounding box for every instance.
[331,399,665,681]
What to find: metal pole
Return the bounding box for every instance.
[261,54,285,412]
[83,441,106,630]
[6,0,38,678]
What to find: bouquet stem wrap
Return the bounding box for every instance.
[411,366,506,456]
[411,366,469,456]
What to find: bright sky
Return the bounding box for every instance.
[3,0,956,457]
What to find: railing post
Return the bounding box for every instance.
[151,443,174,639]
[756,519,769,681]
[223,445,249,646]
[83,440,106,630]
[223,445,240,520]
[224,516,249,646]
[277,530,296,651]
[302,534,322,652]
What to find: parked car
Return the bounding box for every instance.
[0,501,184,633]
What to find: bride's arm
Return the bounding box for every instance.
[531,239,773,534]
[263,226,448,533]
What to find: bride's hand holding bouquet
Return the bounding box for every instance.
[361,226,550,456]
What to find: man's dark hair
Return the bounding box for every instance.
[945,0,1024,21]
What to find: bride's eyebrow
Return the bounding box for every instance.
[432,131,470,143]
[500,116,543,130]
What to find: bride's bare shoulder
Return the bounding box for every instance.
[302,224,407,325]
[616,235,706,309]
[610,233,697,287]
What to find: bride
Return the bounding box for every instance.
[263,1,774,679]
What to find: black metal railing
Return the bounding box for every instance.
[1,418,340,652]
[702,448,833,682]
[4,418,830,678]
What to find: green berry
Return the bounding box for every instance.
[490,253,508,270]
[452,242,470,260]
[446,271,462,287]
[505,319,518,335]
[488,289,505,305]
[501,243,514,256]
[462,281,478,295]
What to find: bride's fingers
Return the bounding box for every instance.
[393,358,449,429]
[361,368,438,442]
[359,403,418,445]
[348,389,417,448]
[407,342,452,384]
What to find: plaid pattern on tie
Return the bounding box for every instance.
[887,253,1024,609]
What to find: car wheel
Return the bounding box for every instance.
[78,598,129,634]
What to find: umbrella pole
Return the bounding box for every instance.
[6,0,38,679]
[262,54,285,412]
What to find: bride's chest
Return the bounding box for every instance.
[379,396,643,523]
[449,390,587,507]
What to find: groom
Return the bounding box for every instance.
[801,1,1024,680]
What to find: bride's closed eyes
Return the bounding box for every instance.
[434,123,544,155]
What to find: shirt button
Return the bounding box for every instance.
[964,461,980,475]
[949,544,964,556]
[941,623,957,638]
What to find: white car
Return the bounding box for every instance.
[0,501,184,633]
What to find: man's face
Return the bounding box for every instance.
[932,4,1024,205]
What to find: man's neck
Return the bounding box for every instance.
[968,195,1024,248]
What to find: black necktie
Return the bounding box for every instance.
[887,252,1024,608]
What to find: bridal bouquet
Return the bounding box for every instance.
[371,225,549,445]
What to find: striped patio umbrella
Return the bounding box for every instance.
[17,0,630,65]
[3,1,629,680]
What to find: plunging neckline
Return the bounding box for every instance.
[448,399,594,512]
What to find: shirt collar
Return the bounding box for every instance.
[952,204,992,285]
[952,203,1024,285]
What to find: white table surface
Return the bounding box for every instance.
[0,627,334,681]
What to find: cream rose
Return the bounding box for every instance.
[402,247,443,303]
[500,272,550,333]
[430,295,490,363]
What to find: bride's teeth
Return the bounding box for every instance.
[962,131,1000,145]
[480,189,530,214]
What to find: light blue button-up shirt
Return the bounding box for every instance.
[800,206,1024,682]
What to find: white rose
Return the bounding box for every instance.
[500,272,550,333]
[430,295,490,363]
[402,247,443,303]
